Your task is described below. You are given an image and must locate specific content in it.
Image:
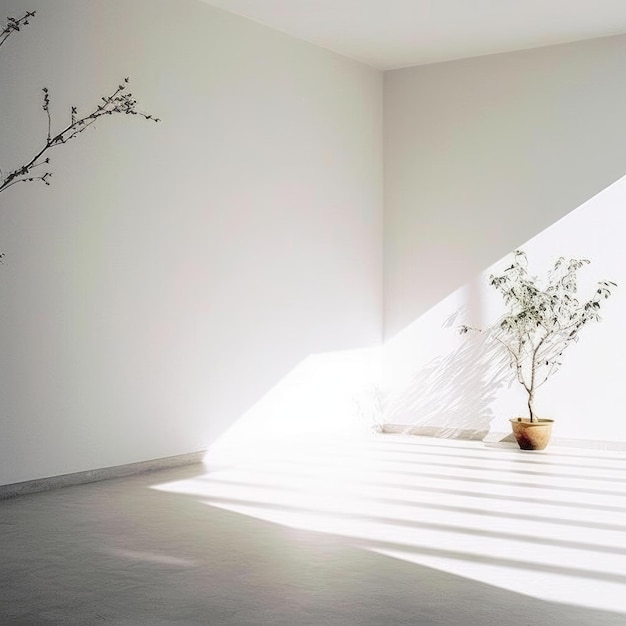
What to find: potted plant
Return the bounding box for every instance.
[462,250,616,450]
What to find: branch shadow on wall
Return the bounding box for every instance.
[383,308,513,441]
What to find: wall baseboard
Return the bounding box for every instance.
[380,424,488,440]
[0,450,207,500]
[381,424,626,451]
[483,431,626,451]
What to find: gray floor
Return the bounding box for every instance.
[1,435,625,625]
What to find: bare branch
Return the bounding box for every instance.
[0,10,35,50]
[0,77,160,194]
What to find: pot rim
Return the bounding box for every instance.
[509,417,554,425]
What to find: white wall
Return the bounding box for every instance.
[383,35,626,443]
[0,0,383,484]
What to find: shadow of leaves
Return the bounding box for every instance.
[385,309,512,439]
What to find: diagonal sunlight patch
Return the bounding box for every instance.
[154,174,626,616]
[382,172,626,445]
[153,435,626,614]
[205,346,382,467]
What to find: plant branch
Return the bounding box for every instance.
[0,79,160,194]
[465,249,616,424]
[0,10,35,50]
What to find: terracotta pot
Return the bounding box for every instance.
[509,417,554,450]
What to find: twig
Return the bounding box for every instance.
[0,10,35,49]
[0,78,160,194]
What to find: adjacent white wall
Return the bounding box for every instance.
[383,35,626,443]
[0,0,383,484]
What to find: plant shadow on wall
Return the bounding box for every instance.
[0,10,159,202]
[384,249,616,447]
[384,309,512,440]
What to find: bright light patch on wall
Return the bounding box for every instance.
[204,346,382,466]
[383,172,626,443]
[153,435,626,614]
[152,177,626,616]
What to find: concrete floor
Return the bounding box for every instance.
[1,435,625,625]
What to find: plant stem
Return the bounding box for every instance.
[527,390,535,422]
[528,335,547,422]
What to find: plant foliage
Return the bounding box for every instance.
[461,250,616,421]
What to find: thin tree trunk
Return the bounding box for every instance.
[527,391,535,422]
